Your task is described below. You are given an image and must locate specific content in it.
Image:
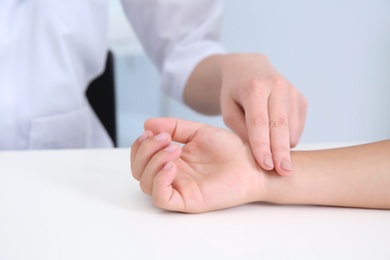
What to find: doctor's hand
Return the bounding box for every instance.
[220,54,307,175]
[184,53,307,176]
[131,118,267,213]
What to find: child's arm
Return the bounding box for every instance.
[131,118,390,213]
[266,141,390,209]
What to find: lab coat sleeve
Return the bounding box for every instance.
[120,0,226,102]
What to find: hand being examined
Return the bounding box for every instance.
[131,117,268,213]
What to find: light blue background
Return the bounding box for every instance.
[110,0,390,147]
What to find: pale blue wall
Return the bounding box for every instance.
[112,0,390,147]
[220,0,390,143]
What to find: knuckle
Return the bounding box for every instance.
[241,75,291,101]
[243,79,267,97]
[248,117,269,129]
[269,75,289,93]
[272,145,290,154]
[270,117,288,129]
[271,75,286,87]
[254,141,271,151]
[250,135,271,152]
[247,78,262,91]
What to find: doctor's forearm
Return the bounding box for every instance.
[183,55,223,115]
[264,140,390,209]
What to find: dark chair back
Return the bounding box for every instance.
[86,51,117,146]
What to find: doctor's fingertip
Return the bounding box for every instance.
[280,160,292,172]
[263,155,274,169]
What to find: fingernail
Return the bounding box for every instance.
[281,160,292,171]
[138,131,149,143]
[154,132,169,142]
[263,155,274,168]
[163,161,173,170]
[164,143,179,152]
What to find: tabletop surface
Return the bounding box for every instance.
[1,147,389,260]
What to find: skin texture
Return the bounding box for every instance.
[184,53,307,176]
[131,118,390,213]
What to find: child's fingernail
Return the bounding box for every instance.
[165,143,179,152]
[163,161,173,170]
[154,132,169,142]
[138,131,149,143]
[263,155,274,168]
[281,160,292,171]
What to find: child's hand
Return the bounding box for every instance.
[131,118,268,213]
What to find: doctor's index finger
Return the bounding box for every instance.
[267,89,293,175]
[242,87,274,170]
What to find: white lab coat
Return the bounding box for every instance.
[0,0,225,150]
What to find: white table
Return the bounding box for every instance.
[1,148,389,260]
